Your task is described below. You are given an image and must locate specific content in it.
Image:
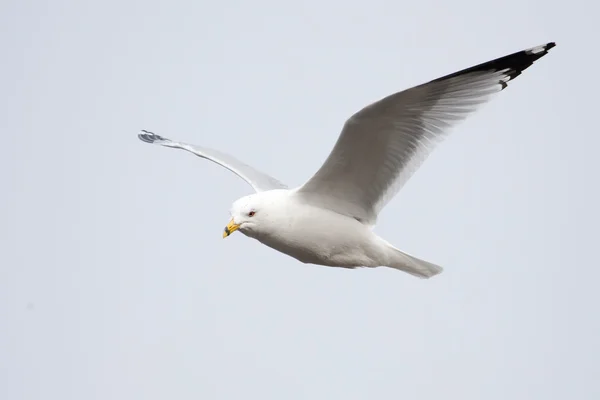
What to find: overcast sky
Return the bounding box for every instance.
[2,1,598,399]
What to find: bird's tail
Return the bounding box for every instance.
[381,241,443,279]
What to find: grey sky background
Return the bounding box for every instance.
[1,0,598,399]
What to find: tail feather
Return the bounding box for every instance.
[383,243,443,279]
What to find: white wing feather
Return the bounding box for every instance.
[297,43,555,225]
[138,130,287,193]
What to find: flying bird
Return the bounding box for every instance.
[139,42,555,278]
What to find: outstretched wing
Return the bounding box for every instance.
[138,130,288,192]
[297,42,556,225]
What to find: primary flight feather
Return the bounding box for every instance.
[140,42,555,278]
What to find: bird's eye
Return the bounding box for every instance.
[248,211,256,217]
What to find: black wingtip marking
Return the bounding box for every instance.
[431,42,556,89]
[138,130,166,144]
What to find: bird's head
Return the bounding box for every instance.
[222,193,268,238]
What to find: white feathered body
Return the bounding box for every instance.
[237,190,443,278]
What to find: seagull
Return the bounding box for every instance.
[139,42,555,278]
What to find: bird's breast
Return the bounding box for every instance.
[249,206,380,267]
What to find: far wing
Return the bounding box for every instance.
[297,43,555,225]
[138,130,288,192]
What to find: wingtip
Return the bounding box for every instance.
[431,41,557,90]
[138,130,167,144]
[526,42,556,56]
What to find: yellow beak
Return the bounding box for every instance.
[223,218,240,238]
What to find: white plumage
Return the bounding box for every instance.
[140,42,555,278]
